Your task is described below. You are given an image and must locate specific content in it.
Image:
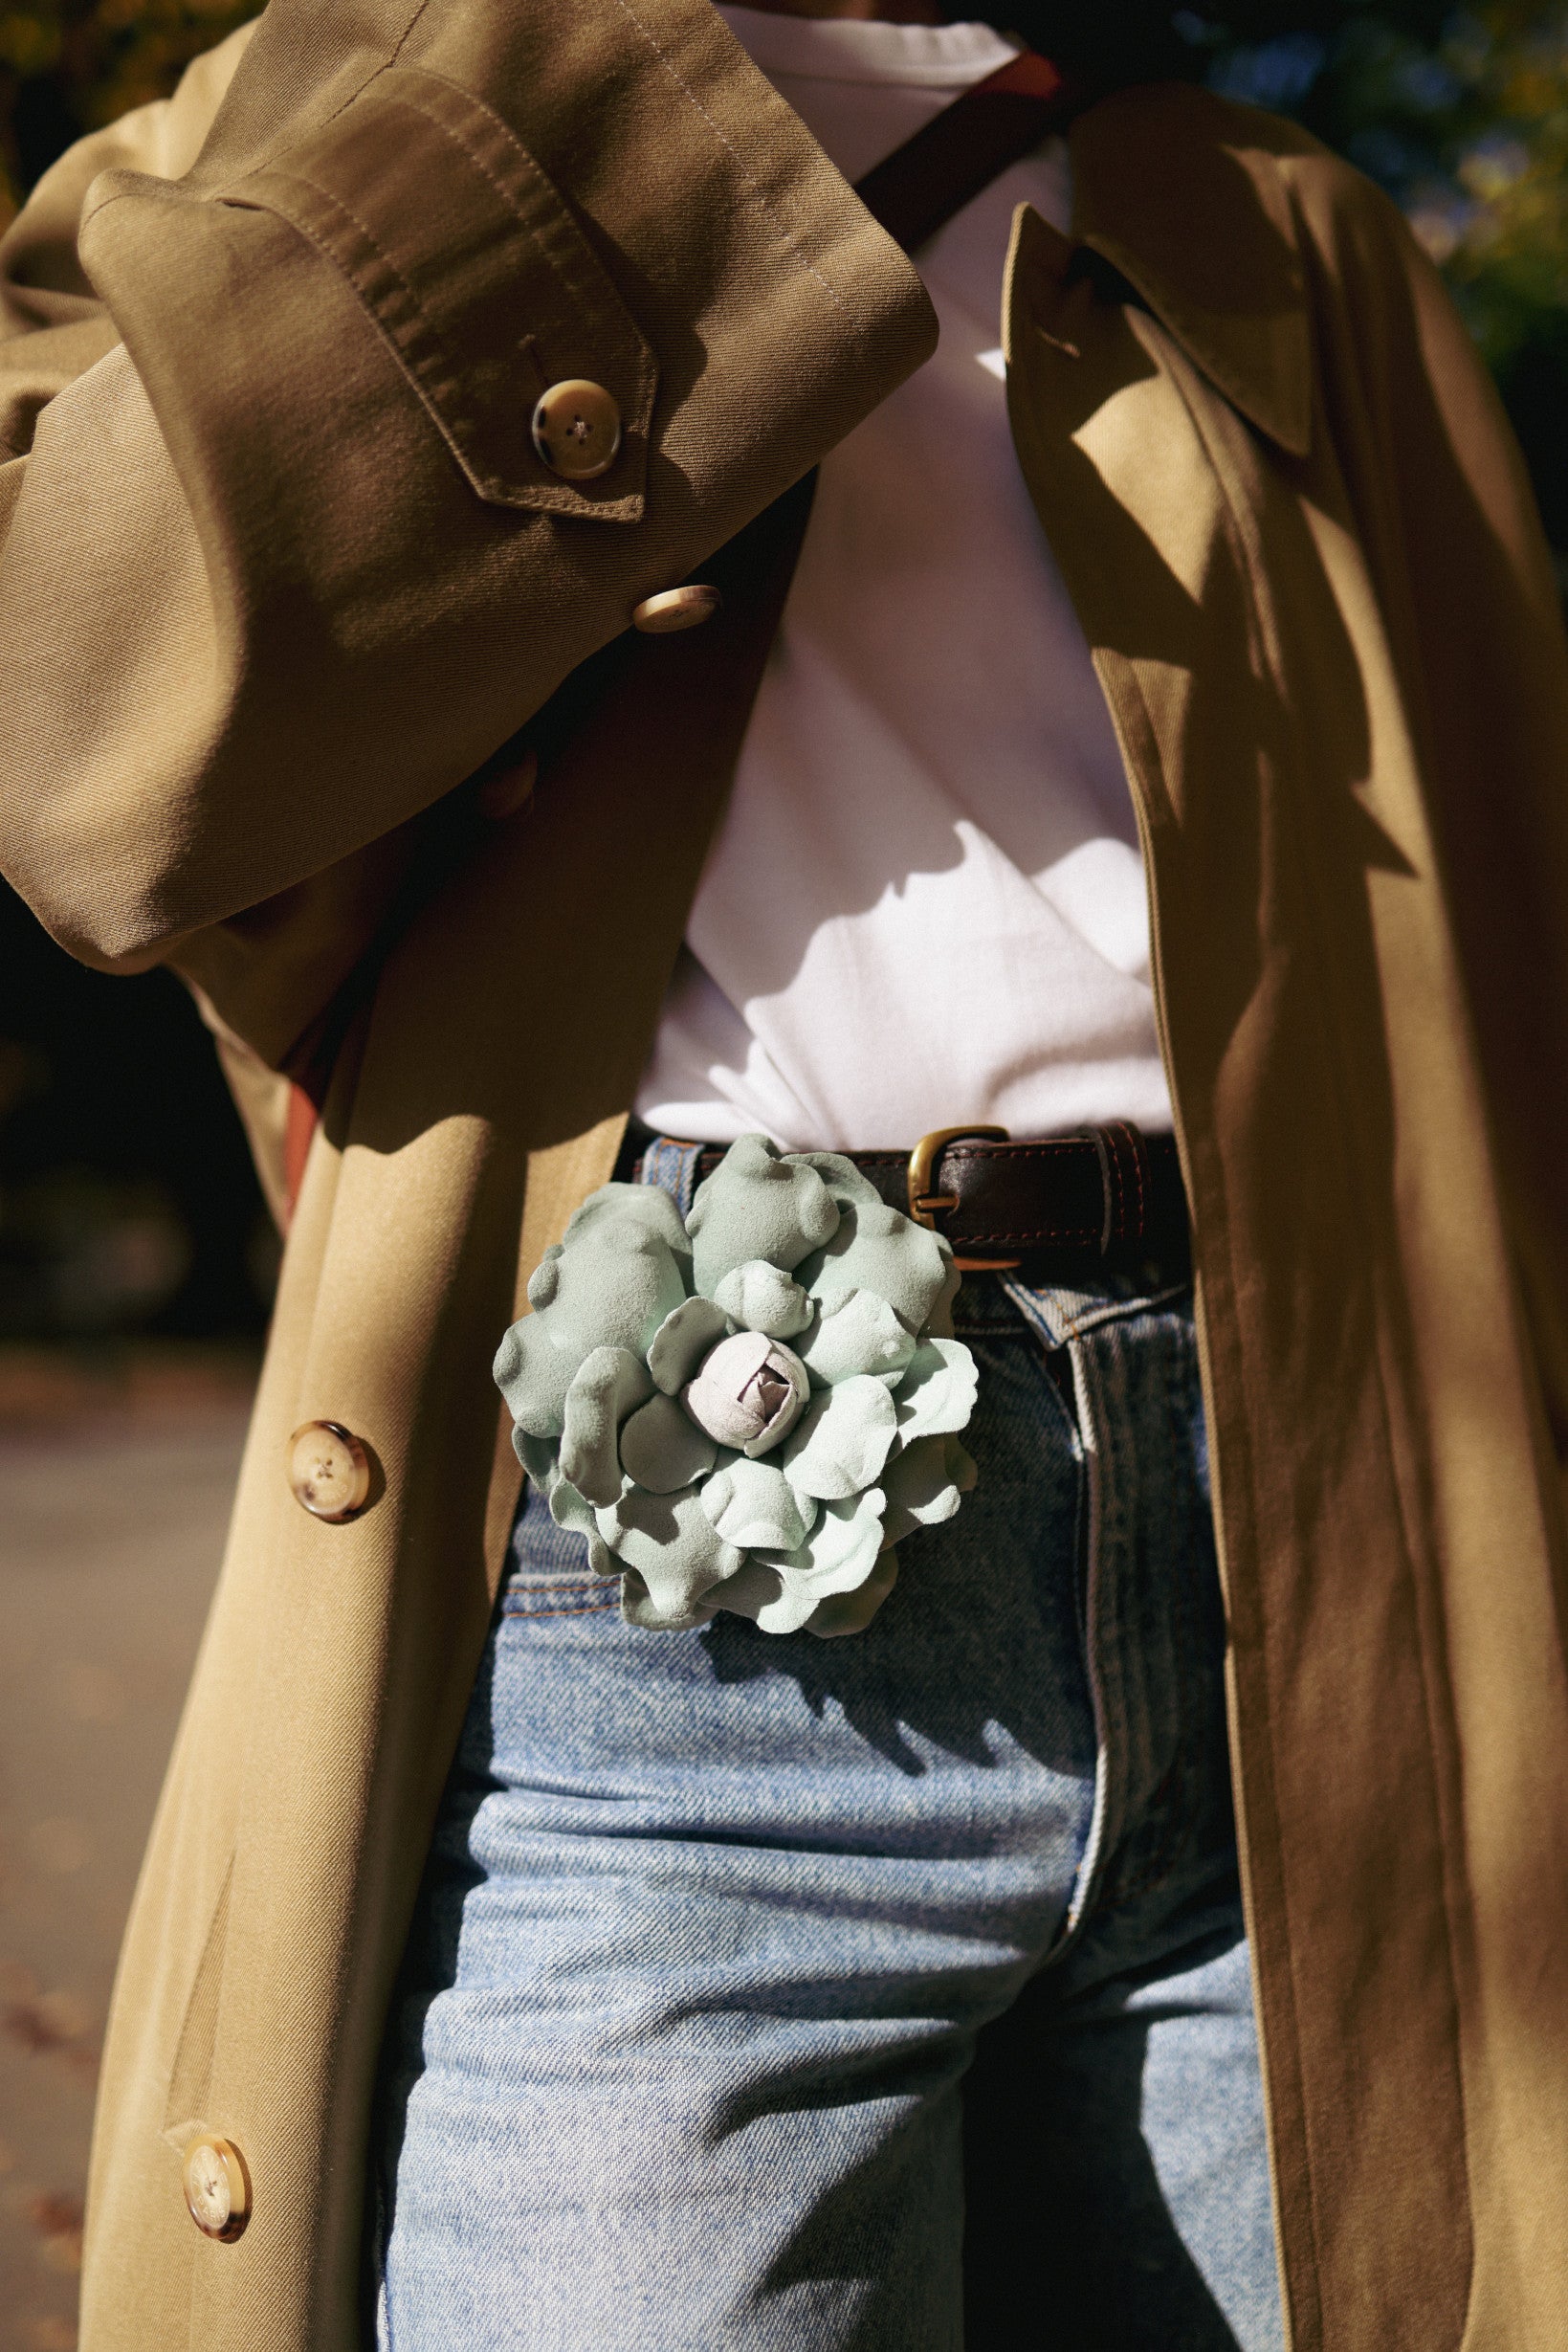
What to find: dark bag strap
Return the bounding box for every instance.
[854,48,1076,249]
[692,44,1079,682]
[720,47,1080,610]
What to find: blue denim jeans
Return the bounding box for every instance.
[372,1257,1284,2351]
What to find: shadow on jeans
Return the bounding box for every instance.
[697,1327,1095,1784]
[961,1971,1246,2351]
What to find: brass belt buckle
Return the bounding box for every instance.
[907,1126,1021,1273]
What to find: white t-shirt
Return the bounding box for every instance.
[635,7,1173,1150]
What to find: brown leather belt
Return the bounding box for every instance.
[629,1121,1189,1279]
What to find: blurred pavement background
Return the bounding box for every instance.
[0,1353,253,2349]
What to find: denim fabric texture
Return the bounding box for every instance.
[372,1165,1284,2350]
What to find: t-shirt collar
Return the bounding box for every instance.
[715,6,1021,88]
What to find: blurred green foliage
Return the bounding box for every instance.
[1185,0,1568,555]
[0,0,250,196]
[0,0,1563,558]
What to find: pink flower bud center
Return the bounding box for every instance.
[681,1330,808,1456]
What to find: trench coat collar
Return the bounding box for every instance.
[1067,80,1314,458]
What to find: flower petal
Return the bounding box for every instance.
[781,1375,897,1500]
[891,1339,980,1446]
[797,1286,917,1388]
[705,1552,821,1636]
[513,1429,558,1490]
[566,1180,692,1264]
[525,1245,563,1309]
[711,1259,814,1340]
[926,1253,962,1342]
[792,1485,889,1589]
[785,1152,885,1213]
[805,1545,900,1638]
[687,1134,840,1296]
[753,1487,888,1630]
[697,1556,788,1625]
[619,1390,718,1494]
[646,1295,731,1395]
[597,1484,743,1625]
[700,1458,816,1552]
[750,1574,822,1635]
[881,1432,978,1543]
[620,1567,723,1632]
[795,1201,953,1336]
[545,1472,617,1575]
[508,1432,616,1573]
[559,1345,654,1508]
[495,1187,690,1439]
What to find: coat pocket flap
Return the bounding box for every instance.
[216,66,656,521]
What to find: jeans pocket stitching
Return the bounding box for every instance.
[502,1582,621,1618]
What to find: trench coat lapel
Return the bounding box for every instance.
[1069,80,1312,457]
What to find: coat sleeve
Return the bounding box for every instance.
[0,0,934,1005]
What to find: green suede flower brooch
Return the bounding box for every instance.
[493,1136,979,1637]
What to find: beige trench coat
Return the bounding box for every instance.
[3,3,1567,2343]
